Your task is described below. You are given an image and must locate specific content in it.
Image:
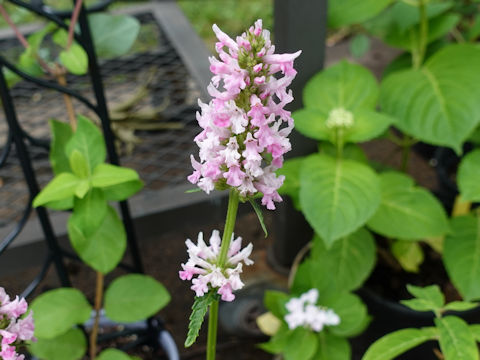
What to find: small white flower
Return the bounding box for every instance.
[326,107,354,129]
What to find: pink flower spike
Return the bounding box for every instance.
[212,24,238,52]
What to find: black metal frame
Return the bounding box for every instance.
[0,0,144,296]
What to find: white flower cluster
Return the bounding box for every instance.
[326,107,354,129]
[284,289,340,332]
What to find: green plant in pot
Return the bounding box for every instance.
[262,0,480,358]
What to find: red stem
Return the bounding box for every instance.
[67,0,84,50]
[0,3,29,49]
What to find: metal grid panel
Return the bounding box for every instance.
[0,11,201,228]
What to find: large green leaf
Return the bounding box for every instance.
[436,316,479,360]
[362,327,438,360]
[102,179,144,201]
[311,228,376,292]
[33,173,80,208]
[283,327,318,360]
[72,188,107,237]
[68,205,126,274]
[259,324,290,354]
[328,0,393,28]
[277,157,304,210]
[401,284,445,313]
[89,13,140,58]
[458,149,480,202]
[31,288,92,339]
[315,332,351,360]
[66,115,106,172]
[444,215,480,301]
[104,274,170,323]
[380,44,480,153]
[299,154,380,247]
[49,119,73,175]
[322,292,369,338]
[91,163,140,188]
[291,259,332,295]
[303,61,379,115]
[29,328,87,360]
[367,172,449,240]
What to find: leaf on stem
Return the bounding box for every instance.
[185,292,219,347]
[249,199,268,237]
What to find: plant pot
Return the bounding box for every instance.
[351,288,480,360]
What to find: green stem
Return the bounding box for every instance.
[335,128,344,160]
[206,189,240,360]
[413,0,428,69]
[206,300,219,360]
[401,141,411,173]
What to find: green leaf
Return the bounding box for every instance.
[91,163,139,188]
[185,292,218,347]
[89,13,140,58]
[315,332,351,360]
[96,349,132,360]
[363,327,438,360]
[391,240,424,273]
[328,0,393,28]
[249,199,267,237]
[277,157,304,210]
[66,115,106,172]
[102,179,144,201]
[33,173,80,207]
[303,61,379,115]
[299,154,380,247]
[264,290,289,319]
[44,198,74,211]
[443,301,479,312]
[72,188,107,236]
[31,288,92,339]
[69,150,89,178]
[367,172,449,240]
[436,316,479,360]
[291,259,332,295]
[350,34,370,58]
[470,324,480,342]
[49,119,73,175]
[311,228,376,292]
[322,292,369,337]
[321,143,368,164]
[52,28,68,47]
[68,205,126,274]
[29,328,87,360]
[458,149,480,202]
[59,44,88,76]
[104,274,170,323]
[75,180,90,199]
[4,68,21,88]
[401,284,445,313]
[444,215,480,301]
[283,327,318,360]
[259,324,290,354]
[380,44,480,153]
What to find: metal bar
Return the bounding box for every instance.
[76,4,144,273]
[271,0,327,269]
[0,66,72,287]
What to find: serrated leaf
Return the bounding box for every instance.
[283,327,318,360]
[444,301,479,312]
[328,0,393,28]
[322,292,369,337]
[458,149,480,202]
[33,173,80,207]
[49,119,73,175]
[96,348,132,360]
[72,188,107,237]
[68,205,126,274]
[91,163,139,188]
[66,115,106,172]
[303,61,379,115]
[59,44,88,76]
[311,228,376,292]
[401,284,444,313]
[444,215,480,301]
[89,13,140,58]
[391,240,424,273]
[367,172,449,240]
[31,288,92,339]
[315,332,351,360]
[380,44,480,152]
[249,199,267,237]
[436,316,479,360]
[104,274,170,323]
[299,154,380,247]
[363,327,438,360]
[185,292,218,347]
[29,327,87,360]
